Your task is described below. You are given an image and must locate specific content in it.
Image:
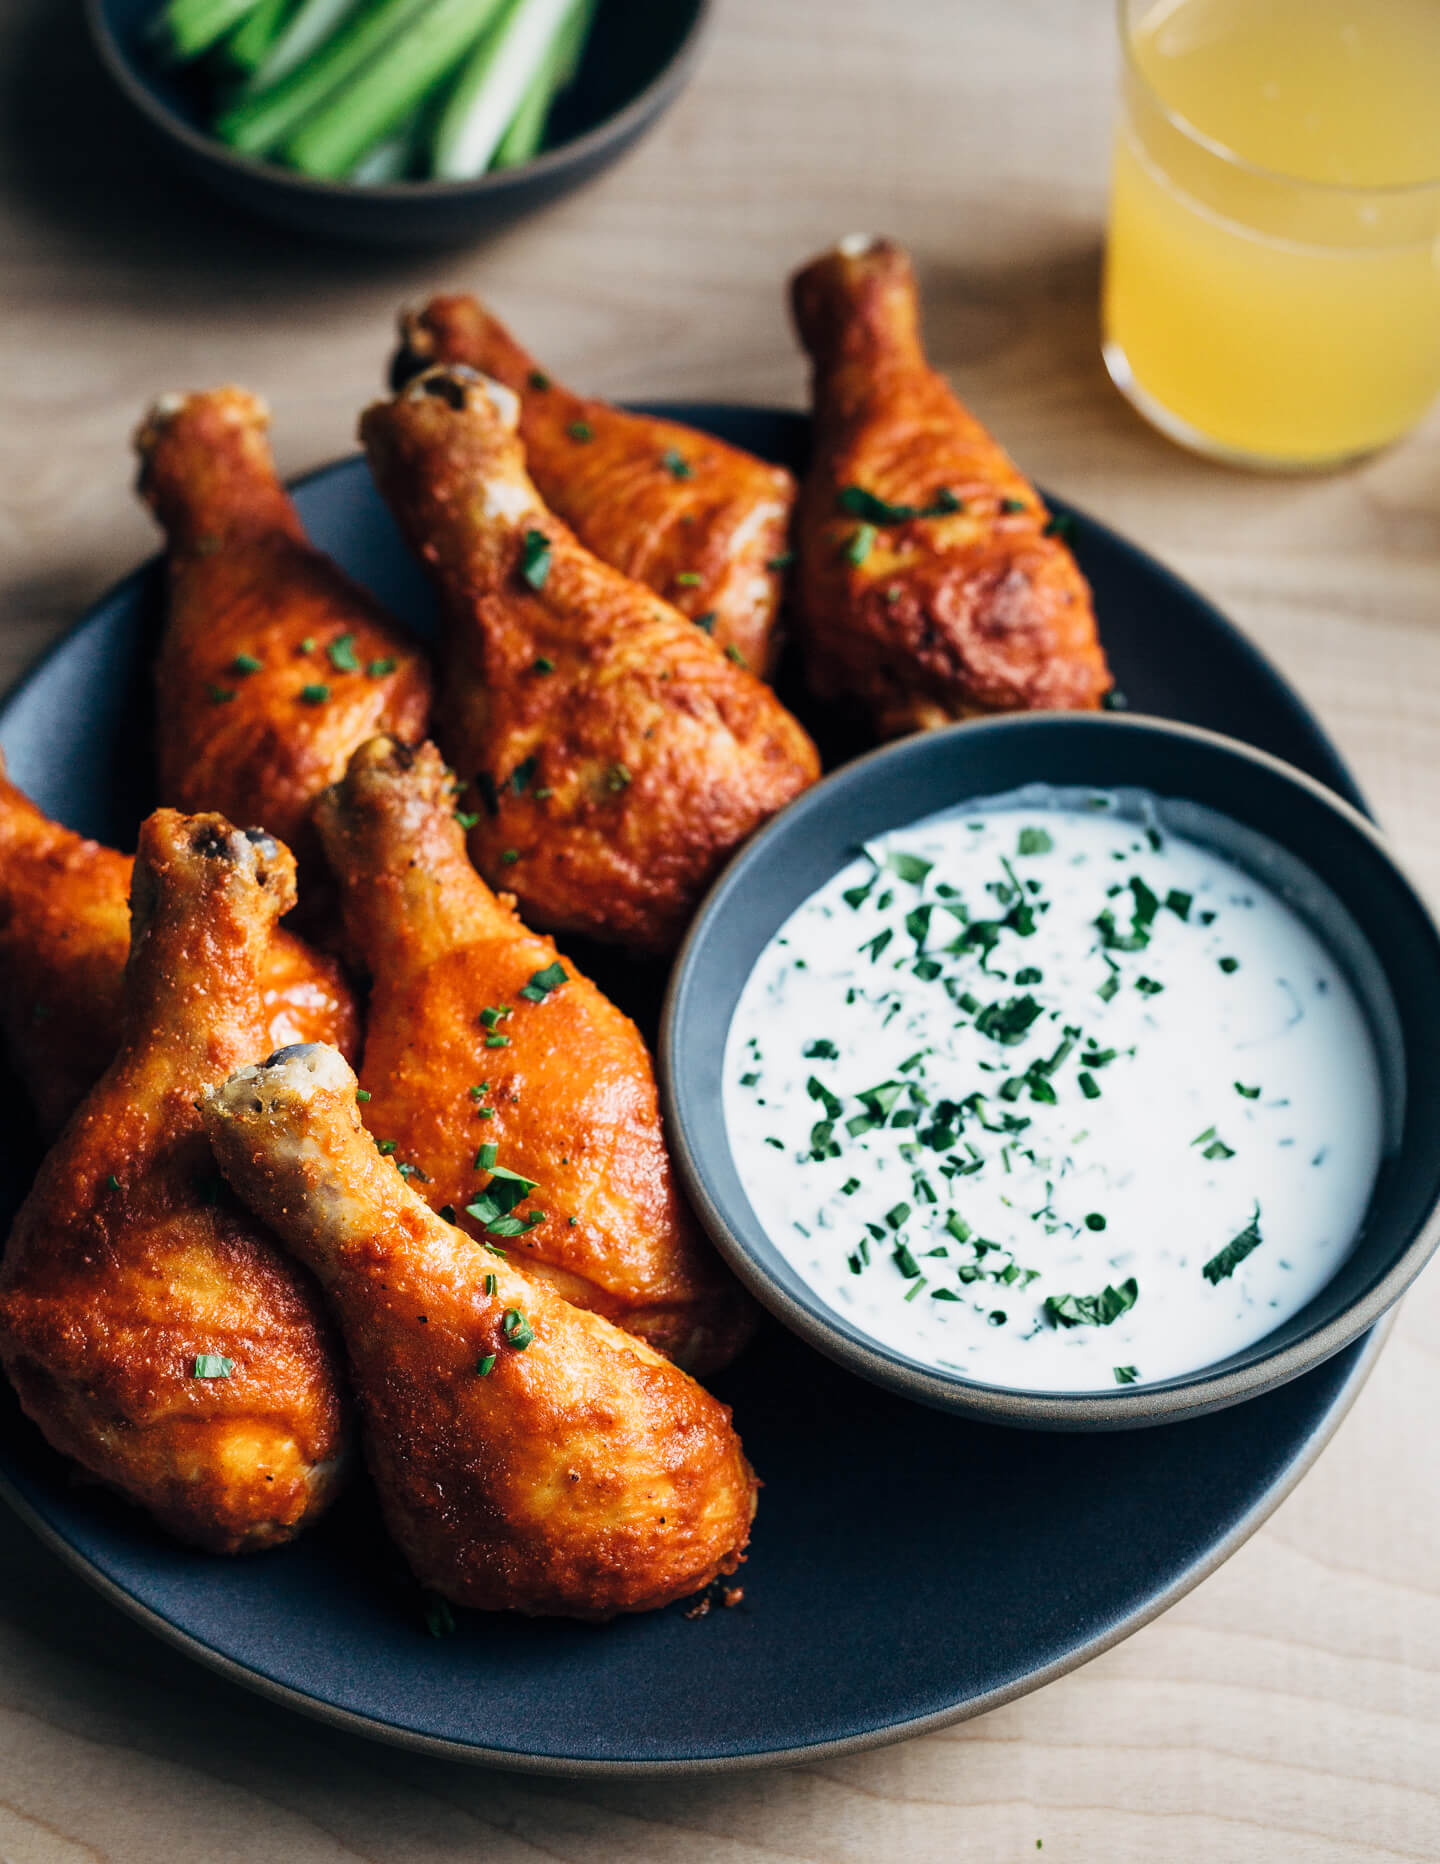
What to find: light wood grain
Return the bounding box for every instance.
[1,0,1438,1856]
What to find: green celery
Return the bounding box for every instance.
[224,0,299,72]
[215,0,436,156]
[242,0,363,90]
[283,0,507,177]
[430,0,575,179]
[157,0,265,63]
[492,0,593,167]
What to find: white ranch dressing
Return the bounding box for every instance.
[723,792,1385,1391]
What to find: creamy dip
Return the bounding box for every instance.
[723,791,1385,1391]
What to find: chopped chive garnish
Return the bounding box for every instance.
[693,611,716,633]
[376,1139,397,1154]
[845,522,876,565]
[533,655,554,673]
[326,632,359,671]
[367,657,397,677]
[567,421,593,442]
[1084,1212,1107,1231]
[1203,1206,1262,1284]
[662,448,692,478]
[767,551,794,570]
[356,1089,372,1102]
[193,1354,235,1378]
[206,683,236,705]
[1218,955,1240,973]
[502,1309,534,1349]
[299,682,330,705]
[475,1143,498,1171]
[520,961,567,1002]
[527,370,550,390]
[476,1353,497,1376]
[230,652,263,675]
[725,643,747,666]
[520,530,552,590]
[1113,1365,1139,1385]
[1235,1082,1261,1099]
[1017,827,1052,856]
[455,810,480,830]
[674,571,704,586]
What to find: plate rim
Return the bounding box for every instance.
[0,415,1390,1775]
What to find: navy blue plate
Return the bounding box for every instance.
[0,407,1384,1773]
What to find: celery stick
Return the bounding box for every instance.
[283,0,506,178]
[225,0,298,73]
[157,0,264,63]
[243,0,362,91]
[430,0,574,179]
[215,0,435,156]
[491,0,592,167]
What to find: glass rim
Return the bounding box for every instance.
[1119,0,1440,200]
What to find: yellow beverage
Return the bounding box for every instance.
[1103,0,1440,466]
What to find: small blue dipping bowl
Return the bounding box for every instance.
[661,713,1440,1430]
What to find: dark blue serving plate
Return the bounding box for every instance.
[0,406,1383,1773]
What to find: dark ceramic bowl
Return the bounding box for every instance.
[662,712,1440,1431]
[85,0,708,244]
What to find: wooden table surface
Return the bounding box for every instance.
[2,1,1439,1856]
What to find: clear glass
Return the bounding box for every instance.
[1102,0,1440,470]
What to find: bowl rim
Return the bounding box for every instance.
[660,710,1440,1430]
[83,0,712,202]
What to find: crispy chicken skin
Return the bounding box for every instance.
[0,752,359,1138]
[790,237,1110,736]
[135,387,432,882]
[313,735,755,1374]
[0,812,349,1553]
[203,1044,757,1619]
[392,295,794,675]
[359,369,820,955]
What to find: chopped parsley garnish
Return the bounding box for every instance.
[1113,1365,1139,1385]
[327,632,360,672]
[206,683,235,705]
[455,810,480,830]
[533,655,555,673]
[567,421,593,442]
[693,611,717,633]
[805,1039,839,1059]
[368,657,397,677]
[1084,1212,1107,1231]
[230,651,263,675]
[1000,496,1027,514]
[725,644,747,666]
[520,529,552,589]
[662,448,692,479]
[1042,510,1076,542]
[887,850,933,885]
[605,763,632,792]
[1165,889,1192,920]
[1017,827,1053,856]
[836,485,960,524]
[1235,1082,1261,1099]
[299,682,330,705]
[528,370,550,390]
[767,551,794,570]
[1218,955,1240,973]
[500,849,520,864]
[974,994,1043,1046]
[1203,1207,1262,1284]
[1044,1277,1138,1329]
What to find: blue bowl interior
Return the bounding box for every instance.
[99,0,702,170]
[665,716,1440,1420]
